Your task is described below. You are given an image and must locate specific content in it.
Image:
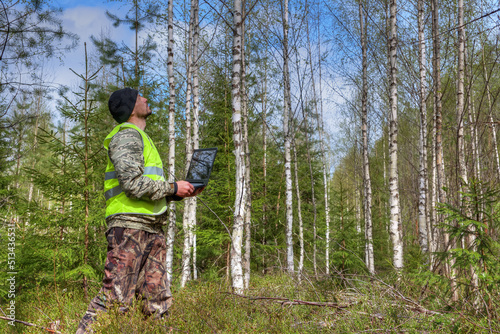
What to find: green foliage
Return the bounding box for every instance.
[91,1,158,87]
[0,0,77,69]
[330,174,366,273]
[2,273,500,333]
[438,179,500,305]
[0,118,14,212]
[0,57,111,302]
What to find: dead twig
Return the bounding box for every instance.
[0,315,62,333]
[223,292,356,308]
[372,277,442,316]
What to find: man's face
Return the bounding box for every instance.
[133,94,152,118]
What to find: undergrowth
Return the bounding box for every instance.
[0,273,498,333]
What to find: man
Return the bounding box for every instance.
[76,88,201,333]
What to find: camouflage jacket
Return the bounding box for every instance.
[106,127,180,234]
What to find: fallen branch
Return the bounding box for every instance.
[372,278,442,316]
[0,316,62,333]
[223,292,356,308]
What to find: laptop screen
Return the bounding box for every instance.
[186,148,217,181]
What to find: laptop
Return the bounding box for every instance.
[185,148,218,190]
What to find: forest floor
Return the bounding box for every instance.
[0,273,498,333]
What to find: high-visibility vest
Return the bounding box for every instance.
[103,122,167,218]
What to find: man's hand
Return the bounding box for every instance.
[188,186,205,197]
[175,181,195,197]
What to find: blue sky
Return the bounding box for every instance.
[50,1,131,88]
[53,0,112,9]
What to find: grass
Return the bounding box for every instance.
[0,273,498,333]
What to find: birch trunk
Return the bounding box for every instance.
[457,0,467,191]
[317,29,330,277]
[456,0,467,293]
[27,91,43,204]
[388,0,403,271]
[469,51,482,224]
[430,101,437,266]
[468,68,482,301]
[190,0,200,280]
[481,47,500,180]
[261,51,268,274]
[166,0,177,283]
[359,1,375,275]
[294,6,314,280]
[282,0,294,274]
[303,22,319,278]
[432,0,456,294]
[241,6,252,289]
[180,0,195,287]
[417,0,429,254]
[457,0,478,297]
[292,138,304,280]
[231,0,246,294]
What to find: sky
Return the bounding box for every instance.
[49,1,131,89]
[43,0,342,165]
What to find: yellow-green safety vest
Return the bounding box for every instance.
[103,122,167,218]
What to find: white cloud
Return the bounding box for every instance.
[63,6,109,32]
[52,5,129,88]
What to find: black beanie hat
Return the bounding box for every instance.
[108,88,139,124]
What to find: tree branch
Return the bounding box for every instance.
[0,315,62,333]
[223,292,355,308]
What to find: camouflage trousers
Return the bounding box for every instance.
[76,227,172,334]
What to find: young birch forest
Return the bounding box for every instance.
[2,0,500,332]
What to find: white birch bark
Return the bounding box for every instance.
[190,0,200,280]
[282,0,294,274]
[468,70,482,299]
[166,0,177,283]
[388,0,403,271]
[481,48,500,179]
[304,18,319,278]
[417,0,429,254]
[292,137,304,280]
[469,54,482,222]
[318,43,330,277]
[457,0,478,297]
[432,0,456,296]
[261,50,268,274]
[457,0,467,190]
[241,7,252,289]
[180,0,195,287]
[295,3,317,279]
[359,1,375,275]
[231,0,246,294]
[429,97,437,265]
[28,92,42,203]
[469,86,481,192]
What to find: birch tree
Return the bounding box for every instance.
[359,1,374,275]
[260,47,269,274]
[292,137,305,279]
[432,0,456,294]
[456,0,479,297]
[166,0,177,282]
[316,14,330,277]
[481,44,500,180]
[292,34,308,280]
[417,0,429,254]
[180,0,197,287]
[230,0,246,293]
[282,0,294,274]
[242,3,252,289]
[388,0,403,271]
[190,0,201,280]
